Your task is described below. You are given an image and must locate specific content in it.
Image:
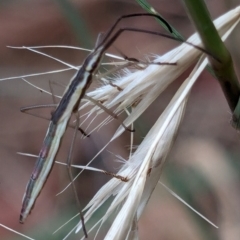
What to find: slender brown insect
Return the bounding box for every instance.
[20,12,213,238]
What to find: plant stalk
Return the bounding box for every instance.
[182,0,240,128]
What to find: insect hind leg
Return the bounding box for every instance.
[66,111,88,238]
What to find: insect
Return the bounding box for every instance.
[20,12,213,238]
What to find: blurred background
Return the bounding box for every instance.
[0,0,240,239]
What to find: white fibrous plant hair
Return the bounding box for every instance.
[71,6,240,240]
[3,6,240,240]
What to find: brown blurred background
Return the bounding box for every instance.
[0,0,240,239]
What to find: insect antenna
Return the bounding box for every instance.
[91,13,218,62]
[96,13,173,48]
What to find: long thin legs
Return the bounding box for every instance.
[66,112,88,238]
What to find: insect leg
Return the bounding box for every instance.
[66,112,88,238]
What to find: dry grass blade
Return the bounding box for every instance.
[71,7,240,238]
[80,6,240,141]
[0,223,35,240]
